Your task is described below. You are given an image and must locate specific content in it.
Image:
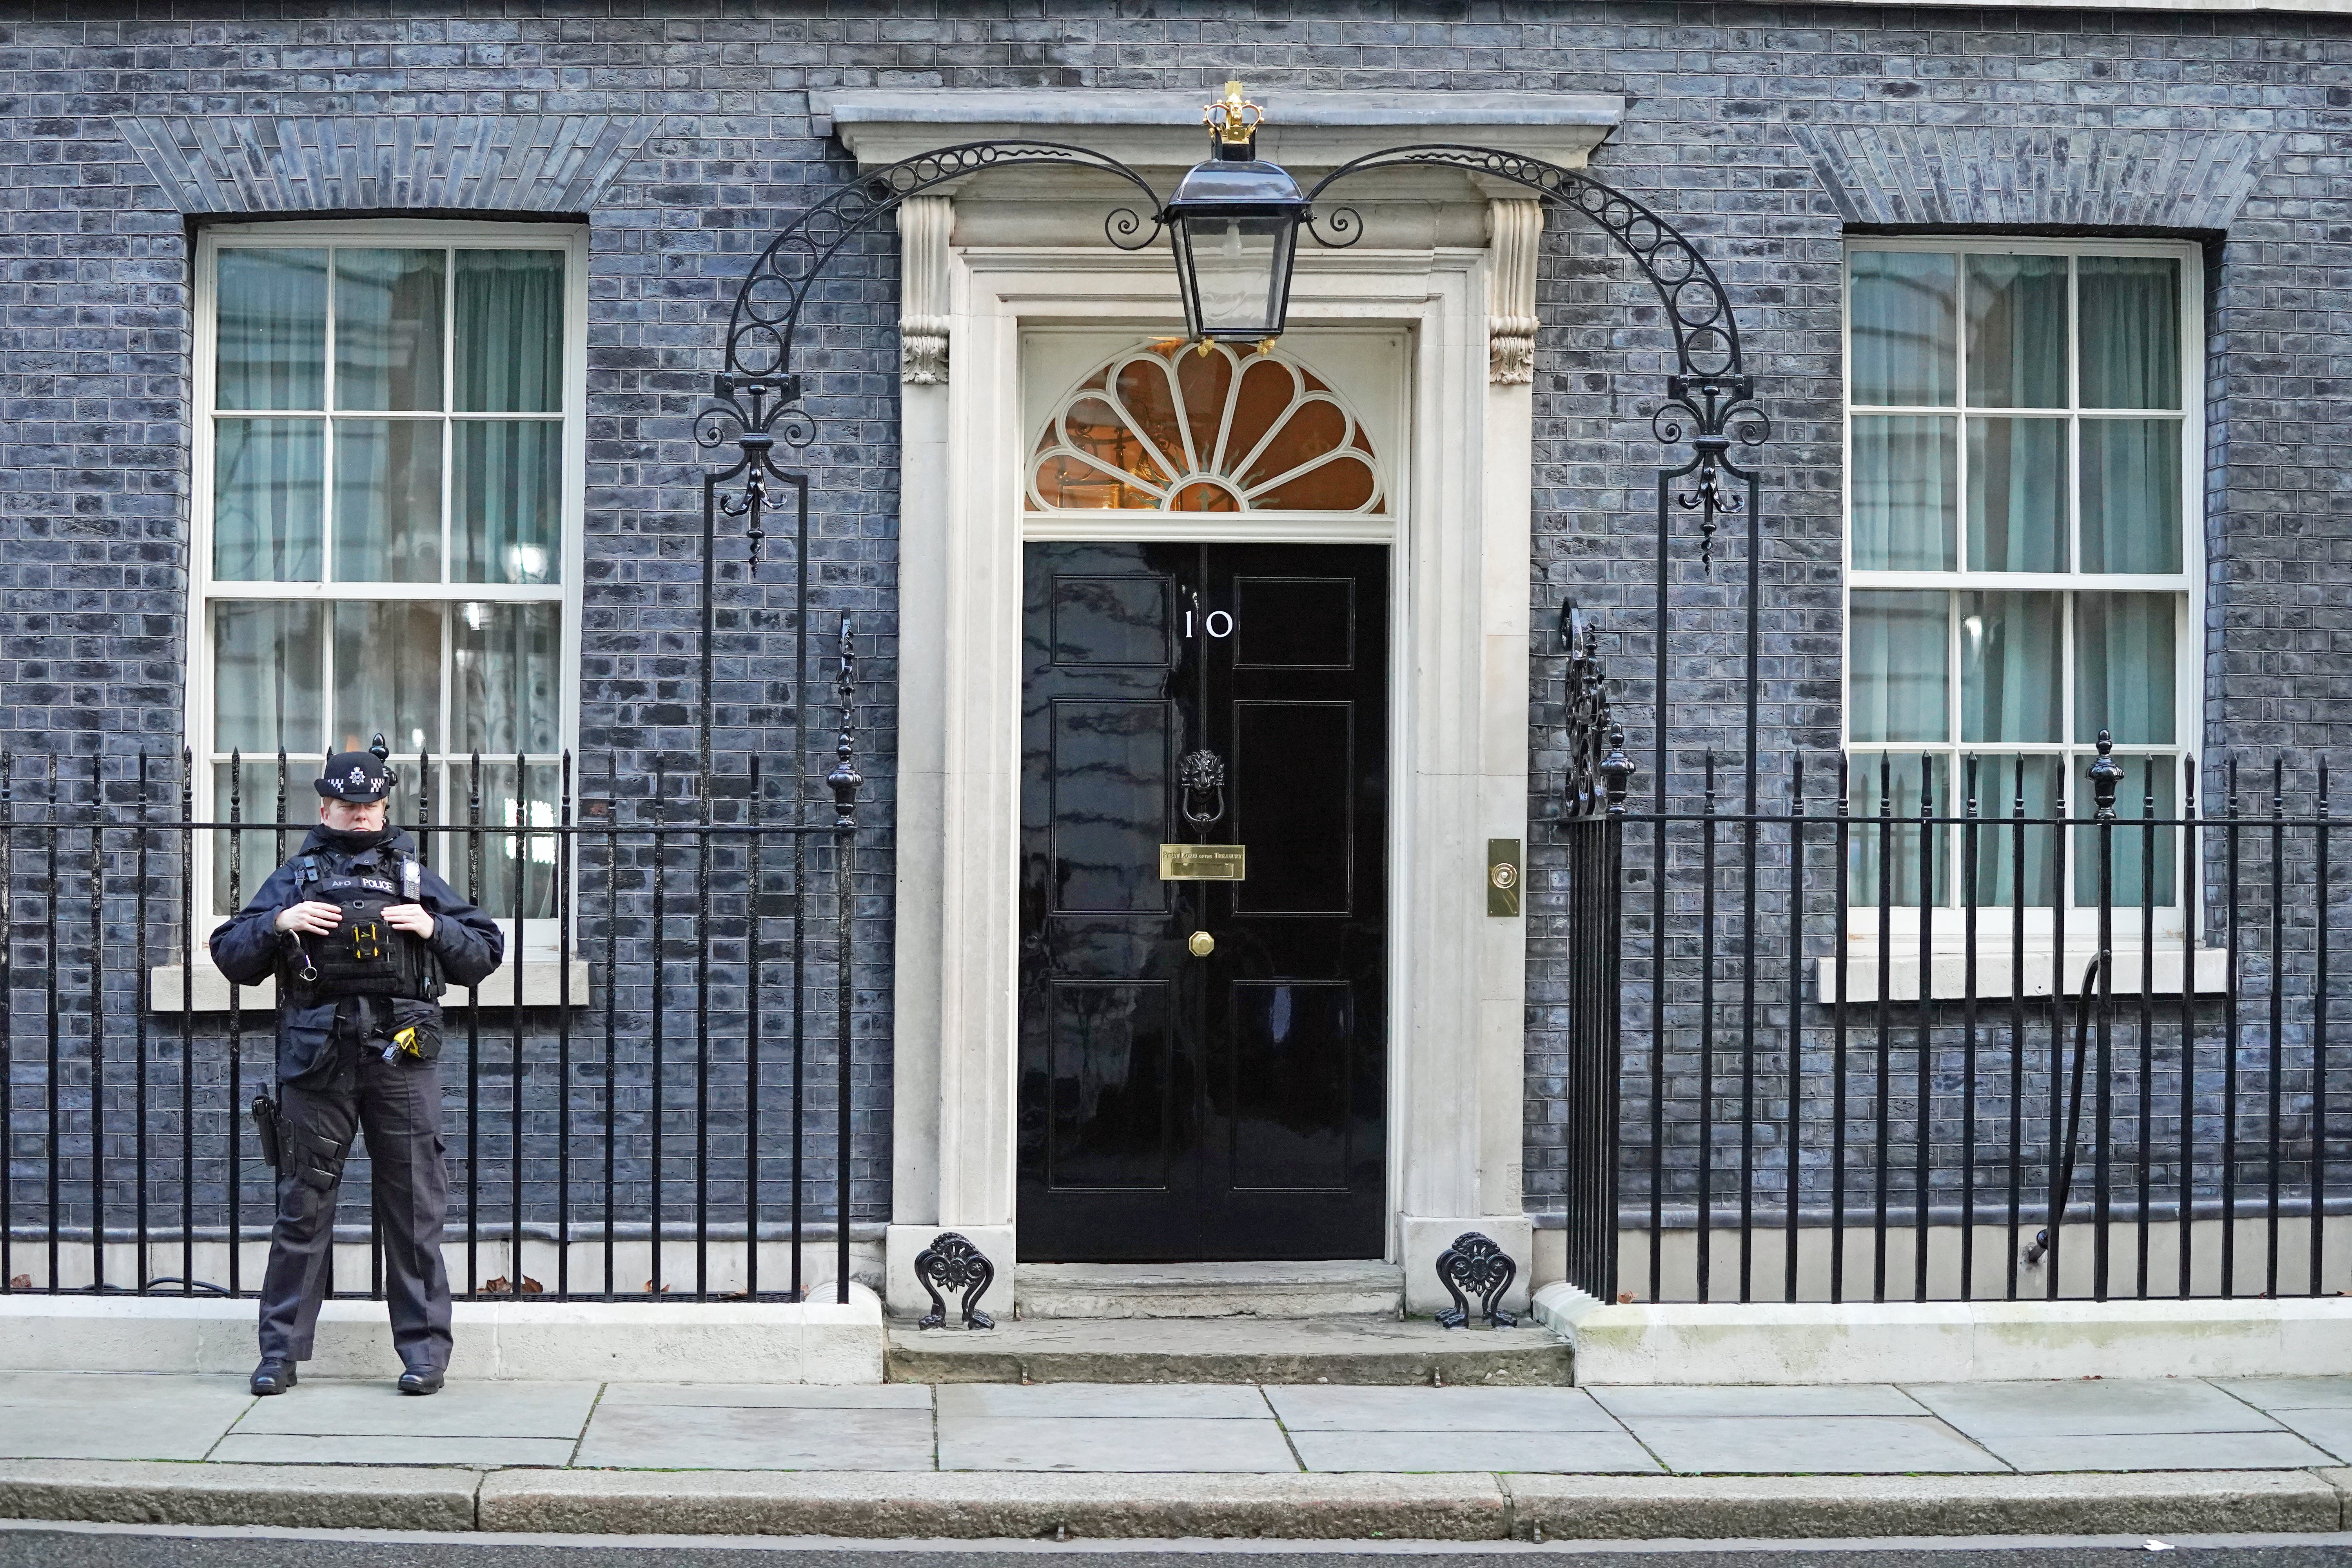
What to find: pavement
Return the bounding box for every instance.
[8,1371,2352,1539]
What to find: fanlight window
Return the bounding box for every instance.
[1030,341,1384,513]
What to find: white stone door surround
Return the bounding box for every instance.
[835,90,1627,1318]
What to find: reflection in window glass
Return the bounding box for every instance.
[1851,416,1956,570]
[454,602,561,756]
[1965,254,2068,409]
[1850,591,1948,744]
[2080,419,2183,573]
[2078,256,2181,410]
[332,601,443,759]
[334,249,445,411]
[1965,417,2064,572]
[212,601,323,753]
[455,421,561,584]
[1959,592,2060,744]
[456,250,565,412]
[217,250,325,410]
[1850,250,1956,407]
[1847,752,1950,909]
[333,420,443,583]
[2076,594,2175,745]
[213,419,323,582]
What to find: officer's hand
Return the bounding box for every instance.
[274,900,342,936]
[383,903,436,941]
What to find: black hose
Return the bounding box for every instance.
[2025,954,2102,1267]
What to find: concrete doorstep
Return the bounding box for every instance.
[2,1461,2349,1540]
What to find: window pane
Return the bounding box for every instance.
[2073,757,2177,910]
[332,601,443,759]
[1959,591,2061,744]
[2078,256,2181,410]
[1849,251,1956,407]
[214,757,312,914]
[216,249,325,410]
[1851,415,1956,570]
[1847,752,1951,910]
[212,419,323,582]
[1965,416,2065,572]
[1964,254,2067,408]
[2080,418,2183,573]
[454,421,561,584]
[455,250,564,412]
[334,249,445,411]
[333,419,443,583]
[452,760,561,920]
[2075,593,2176,745]
[1960,754,2060,907]
[212,601,322,753]
[1850,590,1949,744]
[452,602,560,756]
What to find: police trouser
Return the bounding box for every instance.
[257,1047,452,1371]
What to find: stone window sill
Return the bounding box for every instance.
[1814,944,2227,1006]
[147,960,590,1013]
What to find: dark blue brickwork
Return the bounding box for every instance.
[0,4,2348,1259]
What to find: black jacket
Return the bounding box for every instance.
[209,825,504,1083]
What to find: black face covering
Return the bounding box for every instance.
[316,824,397,855]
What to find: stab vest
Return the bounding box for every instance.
[281,848,439,1005]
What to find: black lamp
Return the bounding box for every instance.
[1160,82,1312,347]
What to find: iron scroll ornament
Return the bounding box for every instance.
[912,1230,998,1330]
[1433,1231,1519,1329]
[1303,145,1769,569]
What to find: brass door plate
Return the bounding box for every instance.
[1487,838,1521,917]
[1160,844,1247,881]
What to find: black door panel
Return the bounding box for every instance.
[1018,542,1388,1262]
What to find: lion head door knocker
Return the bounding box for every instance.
[1433,1231,1518,1329]
[1179,747,1227,829]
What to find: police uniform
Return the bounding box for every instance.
[209,748,503,1396]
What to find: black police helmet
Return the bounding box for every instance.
[317,735,395,802]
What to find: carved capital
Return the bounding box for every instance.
[898,195,953,386]
[1485,198,1543,386]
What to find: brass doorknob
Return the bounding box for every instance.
[1187,931,1215,958]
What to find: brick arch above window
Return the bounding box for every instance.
[1028,340,1386,515]
[115,115,655,216]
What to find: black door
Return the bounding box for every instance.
[1018,542,1388,1262]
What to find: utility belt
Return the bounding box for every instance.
[279,856,440,1006]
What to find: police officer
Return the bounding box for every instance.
[210,739,503,1397]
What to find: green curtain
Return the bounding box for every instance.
[456,250,564,412]
[216,249,325,410]
[2076,593,2175,745]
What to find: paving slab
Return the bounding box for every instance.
[2258,1407,2352,1463]
[1586,1384,1926,1419]
[1981,1429,2338,1472]
[479,1468,1512,1538]
[209,1433,579,1467]
[0,1458,481,1531]
[1502,1470,2343,1541]
[573,1401,936,1471]
[1267,1384,1619,1433]
[1288,1427,1661,1474]
[935,1414,1299,1472]
[1621,1414,2010,1475]
[227,1377,601,1438]
[0,1373,253,1461]
[936,1382,1269,1419]
[1905,1377,2282,1437]
[595,1382,932,1411]
[2217,1376,2352,1412]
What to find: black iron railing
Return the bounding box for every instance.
[0,666,863,1305]
[1554,719,2343,1305]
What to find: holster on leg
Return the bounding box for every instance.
[283,1107,358,1193]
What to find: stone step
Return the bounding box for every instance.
[885,1314,1573,1385]
[1014,1259,1404,1320]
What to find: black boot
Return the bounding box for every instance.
[397,1365,444,1396]
[250,1358,297,1396]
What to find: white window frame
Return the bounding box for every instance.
[1835,235,2209,998]
[187,218,588,967]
